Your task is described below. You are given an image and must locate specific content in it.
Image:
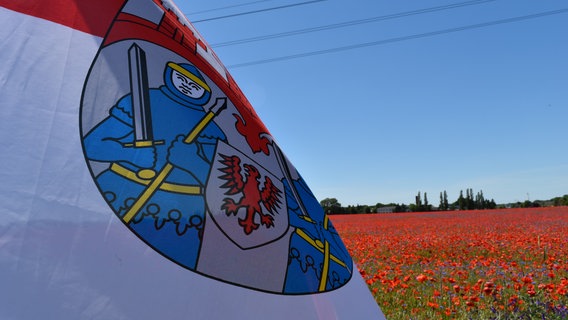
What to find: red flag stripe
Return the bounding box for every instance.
[0,0,124,37]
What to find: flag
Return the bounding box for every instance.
[0,0,385,318]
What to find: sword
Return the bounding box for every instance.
[124,43,163,148]
[274,146,309,218]
[122,97,227,224]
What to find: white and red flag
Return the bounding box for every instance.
[0,0,384,318]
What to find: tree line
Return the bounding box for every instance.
[320,190,567,214]
[431,188,496,211]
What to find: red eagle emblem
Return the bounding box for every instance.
[218,154,282,235]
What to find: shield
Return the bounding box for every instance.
[79,0,283,284]
[206,141,289,250]
[78,0,351,295]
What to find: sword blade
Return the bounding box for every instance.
[128,43,154,143]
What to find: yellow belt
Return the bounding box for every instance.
[110,163,202,195]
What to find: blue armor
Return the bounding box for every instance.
[84,63,226,269]
[283,178,353,293]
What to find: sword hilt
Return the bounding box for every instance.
[123,140,165,148]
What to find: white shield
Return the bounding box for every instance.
[205,141,289,250]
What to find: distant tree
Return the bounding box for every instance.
[439,190,449,211]
[411,191,432,212]
[394,204,409,213]
[475,190,483,209]
[457,190,465,210]
[467,188,474,210]
[553,195,568,206]
[522,200,534,208]
[320,198,342,214]
[424,192,430,211]
[484,198,496,209]
[351,205,370,214]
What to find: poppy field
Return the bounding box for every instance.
[331,207,568,319]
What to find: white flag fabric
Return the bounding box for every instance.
[0,0,384,319]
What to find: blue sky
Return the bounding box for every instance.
[179,0,567,206]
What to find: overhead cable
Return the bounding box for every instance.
[227,8,568,68]
[212,0,498,47]
[192,0,326,24]
[187,0,276,16]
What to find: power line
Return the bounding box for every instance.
[227,8,568,69]
[187,0,276,16]
[192,0,326,24]
[212,0,498,48]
